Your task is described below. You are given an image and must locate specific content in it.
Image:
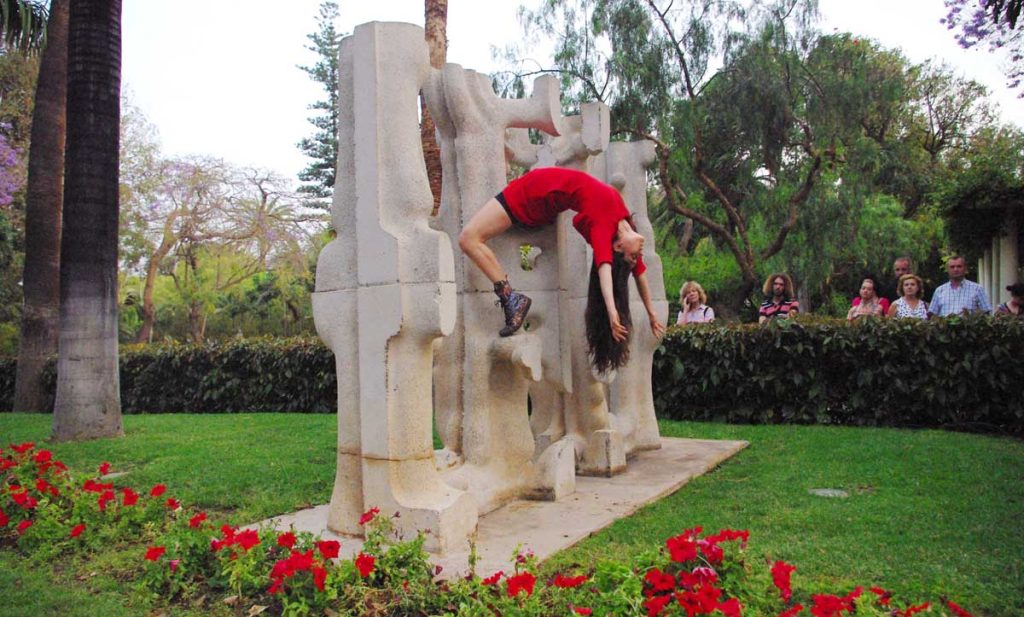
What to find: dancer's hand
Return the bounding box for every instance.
[649,312,666,338]
[609,311,629,342]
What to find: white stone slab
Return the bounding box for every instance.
[256,437,747,578]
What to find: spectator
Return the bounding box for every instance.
[995,283,1024,317]
[846,275,885,321]
[928,255,992,317]
[676,281,715,325]
[887,273,929,319]
[852,256,909,309]
[758,273,799,323]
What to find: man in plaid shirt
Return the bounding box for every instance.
[929,255,992,317]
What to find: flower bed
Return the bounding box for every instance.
[1,442,978,616]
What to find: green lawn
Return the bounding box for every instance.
[0,413,1021,616]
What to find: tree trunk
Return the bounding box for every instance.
[422,0,447,215]
[52,0,123,442]
[13,0,69,413]
[187,300,205,344]
[134,215,179,344]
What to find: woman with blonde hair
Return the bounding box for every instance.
[887,273,928,319]
[676,281,715,325]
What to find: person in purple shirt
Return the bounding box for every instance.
[928,255,992,317]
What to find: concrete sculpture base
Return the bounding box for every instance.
[257,437,747,578]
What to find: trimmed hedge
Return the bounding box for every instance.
[653,314,1024,434]
[2,318,1022,435]
[0,337,336,414]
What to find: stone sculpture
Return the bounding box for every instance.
[312,21,666,553]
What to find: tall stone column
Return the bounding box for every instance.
[312,22,476,553]
[606,140,668,453]
[427,69,576,512]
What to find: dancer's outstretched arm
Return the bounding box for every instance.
[598,263,629,342]
[635,273,666,338]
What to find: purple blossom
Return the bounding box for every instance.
[0,126,24,207]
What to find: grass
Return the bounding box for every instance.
[1,413,1022,616]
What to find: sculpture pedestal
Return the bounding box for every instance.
[258,437,748,576]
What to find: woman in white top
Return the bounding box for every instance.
[887,273,929,319]
[676,281,715,325]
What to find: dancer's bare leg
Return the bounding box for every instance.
[458,198,513,283]
[458,198,531,336]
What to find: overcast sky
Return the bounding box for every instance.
[121,0,1024,183]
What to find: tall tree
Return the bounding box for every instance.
[52,0,123,441]
[514,0,827,304]
[13,0,67,413]
[421,0,447,214]
[296,1,339,207]
[0,0,47,52]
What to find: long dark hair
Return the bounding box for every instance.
[585,252,633,374]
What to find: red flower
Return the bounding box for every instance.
[169,559,180,572]
[149,484,166,497]
[552,573,589,588]
[290,550,315,572]
[317,539,340,559]
[0,457,15,470]
[644,568,677,593]
[944,600,973,617]
[896,603,930,617]
[778,604,805,617]
[32,450,52,464]
[12,442,35,453]
[12,490,37,509]
[358,506,380,526]
[573,608,593,616]
[643,594,671,617]
[679,566,718,589]
[189,512,207,528]
[235,529,261,551]
[810,587,861,617]
[482,570,503,586]
[312,565,327,591]
[16,519,32,535]
[355,552,375,578]
[665,527,702,562]
[717,598,743,617]
[771,560,796,602]
[506,571,536,597]
[277,531,297,549]
[165,498,180,510]
[675,590,704,616]
[144,546,166,561]
[0,508,8,527]
[70,523,86,538]
[869,586,891,606]
[267,578,284,595]
[121,487,139,506]
[98,462,111,475]
[698,539,724,563]
[83,479,113,493]
[705,528,750,546]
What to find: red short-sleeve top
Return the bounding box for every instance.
[501,167,646,275]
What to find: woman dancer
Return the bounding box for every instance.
[458,167,665,372]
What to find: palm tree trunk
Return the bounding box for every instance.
[13,0,68,413]
[52,0,123,442]
[422,0,447,215]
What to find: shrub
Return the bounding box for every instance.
[654,314,1024,434]
[0,337,336,414]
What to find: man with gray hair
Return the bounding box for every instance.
[928,255,992,317]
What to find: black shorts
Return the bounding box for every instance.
[495,191,532,231]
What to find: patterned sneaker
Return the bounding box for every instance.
[498,291,532,337]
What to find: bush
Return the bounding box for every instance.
[0,337,336,414]
[654,314,1024,434]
